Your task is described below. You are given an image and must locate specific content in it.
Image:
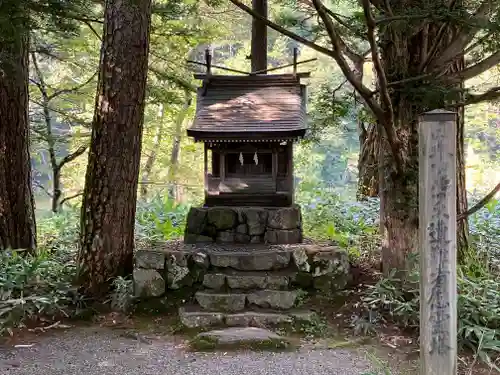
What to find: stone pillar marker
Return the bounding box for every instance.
[418,109,457,375]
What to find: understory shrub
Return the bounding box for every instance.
[297,188,380,262]
[358,263,500,368]
[37,207,80,251]
[1,194,189,334]
[468,198,500,273]
[0,249,84,335]
[299,187,500,367]
[135,194,189,246]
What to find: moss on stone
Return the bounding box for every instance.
[188,336,295,352]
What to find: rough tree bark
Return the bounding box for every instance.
[78,0,152,296]
[357,62,379,200]
[361,102,468,267]
[251,0,268,72]
[0,25,37,252]
[357,123,379,200]
[455,104,469,263]
[377,5,470,273]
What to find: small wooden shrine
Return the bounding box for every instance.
[187,62,309,207]
[186,1,310,208]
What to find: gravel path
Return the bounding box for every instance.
[0,327,374,375]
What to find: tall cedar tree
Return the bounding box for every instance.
[78,0,152,295]
[230,0,500,273]
[0,3,37,252]
[0,0,93,252]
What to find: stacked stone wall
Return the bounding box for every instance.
[184,206,303,245]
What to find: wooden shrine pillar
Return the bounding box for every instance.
[272,147,278,191]
[287,142,294,204]
[220,151,226,183]
[203,143,208,199]
[251,0,268,73]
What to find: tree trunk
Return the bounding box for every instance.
[379,107,468,273]
[140,103,166,199]
[0,27,37,252]
[375,10,470,274]
[378,112,420,275]
[456,104,469,263]
[251,0,268,72]
[168,93,192,200]
[357,59,380,201]
[41,104,61,213]
[78,0,152,296]
[357,122,379,200]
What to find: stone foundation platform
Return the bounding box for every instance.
[133,241,351,298]
[184,206,303,245]
[133,241,351,329]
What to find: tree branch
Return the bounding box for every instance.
[360,0,403,173]
[361,0,393,125]
[57,145,89,170]
[60,192,84,207]
[229,0,338,59]
[33,181,53,198]
[149,65,196,92]
[30,52,48,99]
[453,51,500,82]
[31,51,59,177]
[29,98,92,128]
[428,0,493,70]
[312,0,405,174]
[82,20,102,40]
[297,0,368,64]
[457,181,500,221]
[461,86,500,106]
[47,72,98,101]
[311,0,379,108]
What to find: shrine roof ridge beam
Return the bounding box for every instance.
[187,59,316,78]
[187,60,250,75]
[251,58,317,75]
[193,72,311,81]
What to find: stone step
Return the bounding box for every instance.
[179,306,317,329]
[190,327,292,351]
[206,247,293,271]
[202,270,295,290]
[195,289,298,312]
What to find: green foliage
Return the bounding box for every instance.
[135,195,189,246]
[351,198,500,368]
[297,187,379,260]
[468,198,500,273]
[358,262,500,369]
[298,183,499,367]
[109,276,134,314]
[36,207,80,250]
[0,194,192,334]
[0,249,83,335]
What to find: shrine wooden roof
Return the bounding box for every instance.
[187,74,308,142]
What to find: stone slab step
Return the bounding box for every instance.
[179,306,317,329]
[202,270,296,290]
[207,248,293,271]
[195,289,298,311]
[190,327,292,351]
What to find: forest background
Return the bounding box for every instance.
[1,0,500,369]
